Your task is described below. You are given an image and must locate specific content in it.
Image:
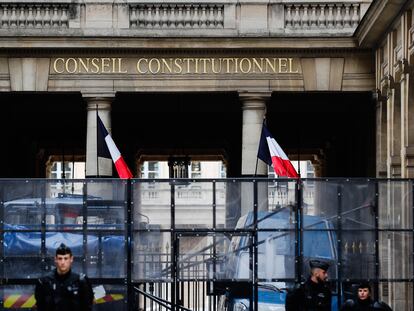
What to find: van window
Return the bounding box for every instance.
[303,221,334,259]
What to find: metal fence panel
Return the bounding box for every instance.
[1,178,414,311]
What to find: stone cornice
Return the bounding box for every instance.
[355,0,411,48]
[0,37,363,51]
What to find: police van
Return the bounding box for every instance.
[217,207,338,311]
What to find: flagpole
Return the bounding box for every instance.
[256,118,266,177]
[297,132,301,178]
[254,156,259,177]
[255,119,265,177]
[96,104,99,178]
[71,146,75,194]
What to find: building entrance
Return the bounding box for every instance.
[0,91,375,179]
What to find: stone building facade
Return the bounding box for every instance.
[1,1,414,310]
[0,0,382,179]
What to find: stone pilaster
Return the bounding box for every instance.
[399,60,414,177]
[85,97,113,177]
[375,89,388,178]
[381,75,401,178]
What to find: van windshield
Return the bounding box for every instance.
[303,220,335,259]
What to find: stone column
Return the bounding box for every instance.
[240,92,270,176]
[85,97,113,177]
[239,92,270,215]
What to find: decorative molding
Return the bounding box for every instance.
[394,58,410,82]
[0,3,70,28]
[380,74,395,97]
[373,88,387,103]
[355,0,406,48]
[381,60,388,77]
[409,26,414,63]
[393,45,402,63]
[129,4,224,29]
[0,37,361,50]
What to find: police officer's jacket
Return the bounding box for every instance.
[35,269,94,311]
[285,278,332,311]
[340,298,393,311]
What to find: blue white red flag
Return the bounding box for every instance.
[97,116,133,179]
[258,124,298,178]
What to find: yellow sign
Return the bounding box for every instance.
[52,57,300,75]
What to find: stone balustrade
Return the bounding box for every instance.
[285,3,360,30]
[0,3,69,28]
[130,4,224,29]
[0,0,371,36]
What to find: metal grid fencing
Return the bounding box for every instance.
[0,178,412,311]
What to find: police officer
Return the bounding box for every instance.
[341,281,392,311]
[285,259,332,311]
[35,243,94,311]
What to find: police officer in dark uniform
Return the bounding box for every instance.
[341,281,392,311]
[35,243,94,311]
[285,259,332,311]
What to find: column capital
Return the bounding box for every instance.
[238,91,271,111]
[82,90,116,98]
[238,91,272,102]
[84,96,113,111]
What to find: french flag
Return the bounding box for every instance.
[257,123,298,178]
[97,116,133,179]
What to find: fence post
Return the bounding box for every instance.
[171,181,177,311]
[411,180,414,308]
[41,180,47,273]
[253,179,258,311]
[374,180,380,300]
[296,178,303,283]
[337,182,343,310]
[0,181,3,304]
[127,178,133,311]
[82,180,88,274]
[212,180,217,311]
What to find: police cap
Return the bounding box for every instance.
[309,259,330,271]
[358,281,371,290]
[56,243,72,256]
